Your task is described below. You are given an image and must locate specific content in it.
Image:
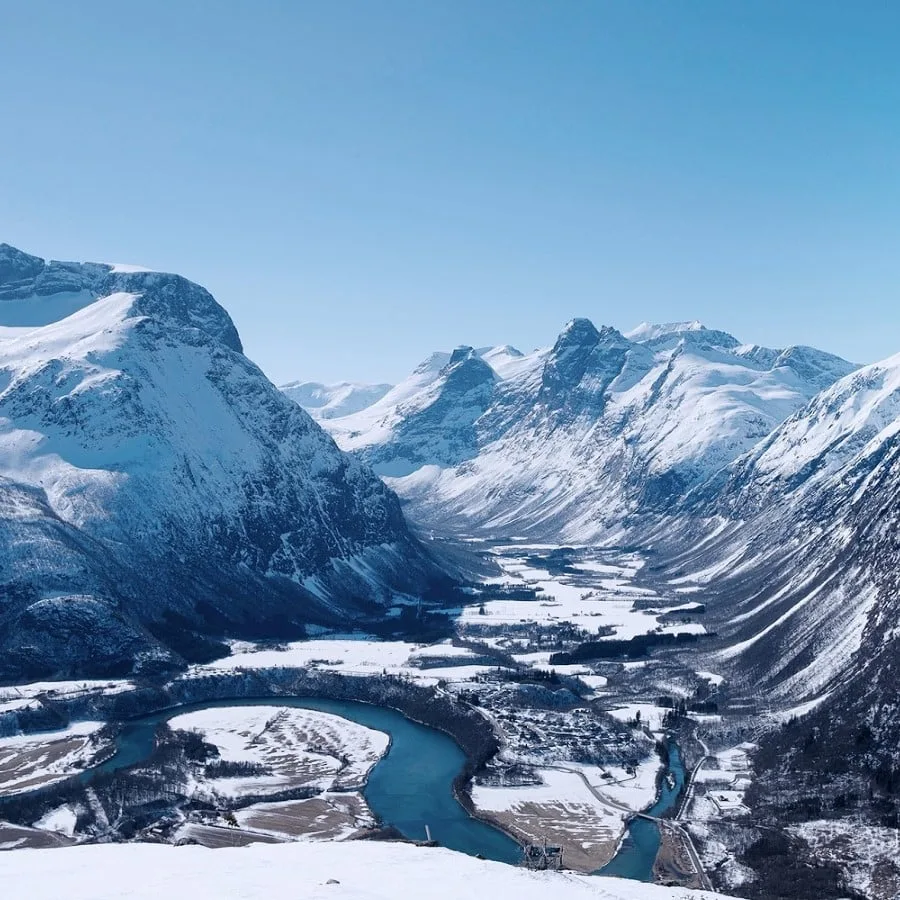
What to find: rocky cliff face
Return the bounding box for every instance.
[0,244,441,681]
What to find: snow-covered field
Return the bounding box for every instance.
[473,767,630,871]
[461,550,706,641]
[233,792,374,841]
[0,722,105,796]
[2,840,738,899]
[473,754,662,872]
[32,804,78,837]
[608,703,671,734]
[192,637,500,687]
[0,679,134,716]
[169,706,389,799]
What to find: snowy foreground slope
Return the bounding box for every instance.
[307,319,854,541]
[0,244,440,681]
[3,841,736,900]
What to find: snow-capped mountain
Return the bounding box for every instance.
[0,244,439,681]
[321,318,855,542]
[644,348,900,838]
[724,351,900,507]
[663,351,900,703]
[280,380,393,420]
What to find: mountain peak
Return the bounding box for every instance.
[556,317,602,347]
[0,243,242,353]
[540,320,633,398]
[772,345,857,390]
[479,344,523,359]
[0,243,46,284]
[626,320,742,352]
[448,345,476,366]
[412,351,452,376]
[109,269,244,354]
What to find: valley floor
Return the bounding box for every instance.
[1,542,867,898]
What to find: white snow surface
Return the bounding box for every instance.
[192,637,499,687]
[459,549,702,641]
[107,263,155,274]
[168,706,388,798]
[280,380,394,420]
[730,350,900,494]
[1,840,738,900]
[33,804,78,836]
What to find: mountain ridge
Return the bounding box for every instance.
[305,317,856,542]
[0,244,442,681]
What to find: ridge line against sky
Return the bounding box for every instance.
[2,1,897,384]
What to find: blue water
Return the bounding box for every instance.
[597,743,686,881]
[82,697,522,865]
[75,696,680,880]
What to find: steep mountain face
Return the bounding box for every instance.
[650,352,900,860]
[0,244,439,681]
[280,380,393,420]
[659,353,900,706]
[322,319,855,542]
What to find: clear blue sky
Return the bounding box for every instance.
[2,1,898,384]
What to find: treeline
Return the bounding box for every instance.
[549,629,709,664]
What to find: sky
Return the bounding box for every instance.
[1,1,898,384]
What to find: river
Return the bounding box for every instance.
[596,742,687,881]
[83,697,522,865]
[77,696,682,878]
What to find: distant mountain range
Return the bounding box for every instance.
[291,317,855,542]
[0,244,441,681]
[279,380,394,420]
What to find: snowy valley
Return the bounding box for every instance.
[2,244,900,900]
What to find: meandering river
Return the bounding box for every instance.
[76,696,684,879]
[84,697,522,865]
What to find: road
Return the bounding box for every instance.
[676,753,711,820]
[675,751,714,890]
[669,820,714,891]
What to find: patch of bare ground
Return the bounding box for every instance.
[0,822,76,850]
[175,823,285,848]
[235,792,374,840]
[653,826,703,889]
[477,803,618,872]
[0,732,104,796]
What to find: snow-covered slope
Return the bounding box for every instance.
[3,840,738,900]
[322,319,855,542]
[639,348,900,845]
[724,351,900,505]
[0,244,439,681]
[280,380,393,420]
[628,348,900,719]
